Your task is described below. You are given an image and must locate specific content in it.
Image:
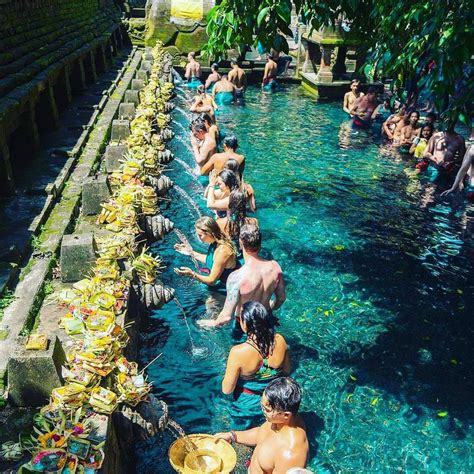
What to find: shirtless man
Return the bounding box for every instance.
[350,87,378,128]
[262,55,278,90]
[190,121,217,173]
[442,145,474,201]
[399,110,420,151]
[228,59,247,96]
[423,124,466,171]
[343,79,363,116]
[201,135,245,177]
[382,105,407,141]
[197,224,285,328]
[184,52,202,83]
[190,85,218,116]
[213,75,236,105]
[216,377,309,473]
[205,63,221,91]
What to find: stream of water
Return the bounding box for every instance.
[136,84,474,473]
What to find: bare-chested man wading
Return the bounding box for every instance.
[198,224,286,329]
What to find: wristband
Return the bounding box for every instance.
[229,431,237,443]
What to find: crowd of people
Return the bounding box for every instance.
[176,53,310,473]
[343,79,473,201]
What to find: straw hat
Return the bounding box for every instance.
[169,434,237,473]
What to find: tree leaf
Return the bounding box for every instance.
[257,7,270,26]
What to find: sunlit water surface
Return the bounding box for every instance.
[135,85,474,473]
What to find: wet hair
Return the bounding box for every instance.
[227,189,247,242]
[351,79,360,85]
[191,122,207,134]
[218,169,239,192]
[367,86,376,95]
[241,301,279,358]
[231,58,238,66]
[195,216,235,253]
[199,112,214,126]
[188,52,195,59]
[409,110,420,119]
[418,122,434,139]
[426,112,437,122]
[223,135,238,150]
[264,377,302,415]
[224,159,240,174]
[221,74,228,80]
[239,223,261,252]
[211,63,219,71]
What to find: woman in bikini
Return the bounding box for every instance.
[206,169,240,218]
[174,216,239,294]
[222,301,291,429]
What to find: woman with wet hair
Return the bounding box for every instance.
[217,189,258,246]
[174,216,238,293]
[206,169,240,217]
[224,160,257,212]
[222,301,290,428]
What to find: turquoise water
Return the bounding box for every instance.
[136,85,474,472]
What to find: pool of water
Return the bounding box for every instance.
[136,84,474,472]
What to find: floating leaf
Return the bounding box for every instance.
[371,397,379,406]
[450,359,458,365]
[437,411,448,417]
[346,394,353,403]
[334,245,345,251]
[456,289,463,295]
[349,374,357,381]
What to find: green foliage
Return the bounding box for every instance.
[204,0,473,123]
[0,290,15,322]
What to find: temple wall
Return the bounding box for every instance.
[0,0,123,194]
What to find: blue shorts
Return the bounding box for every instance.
[215,91,234,105]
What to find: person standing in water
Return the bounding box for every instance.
[399,110,420,153]
[350,87,378,128]
[228,59,247,97]
[216,377,309,473]
[174,216,239,293]
[201,135,245,177]
[184,52,202,87]
[343,79,364,116]
[262,54,278,91]
[190,85,218,117]
[442,145,474,202]
[222,301,291,429]
[197,224,286,329]
[213,75,237,105]
[423,124,466,177]
[205,63,221,92]
[190,121,217,175]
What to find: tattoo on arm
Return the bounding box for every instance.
[217,272,242,324]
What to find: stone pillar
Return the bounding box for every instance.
[316,45,335,83]
[34,84,59,132]
[86,50,98,84]
[302,40,321,73]
[110,33,118,56]
[25,101,41,154]
[70,58,87,95]
[0,138,15,196]
[333,46,347,78]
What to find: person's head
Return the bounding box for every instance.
[223,135,238,151]
[366,86,377,100]
[227,189,247,241]
[231,58,239,68]
[239,224,261,254]
[191,122,207,140]
[197,84,205,95]
[426,112,437,125]
[199,113,214,127]
[383,97,391,109]
[261,377,302,424]
[409,110,420,125]
[211,63,219,73]
[396,104,407,116]
[221,74,229,82]
[187,52,195,61]
[224,158,240,174]
[240,301,279,358]
[194,216,224,244]
[419,123,434,140]
[217,169,239,194]
[350,79,360,92]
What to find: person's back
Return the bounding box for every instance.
[201,136,245,176]
[229,60,247,90]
